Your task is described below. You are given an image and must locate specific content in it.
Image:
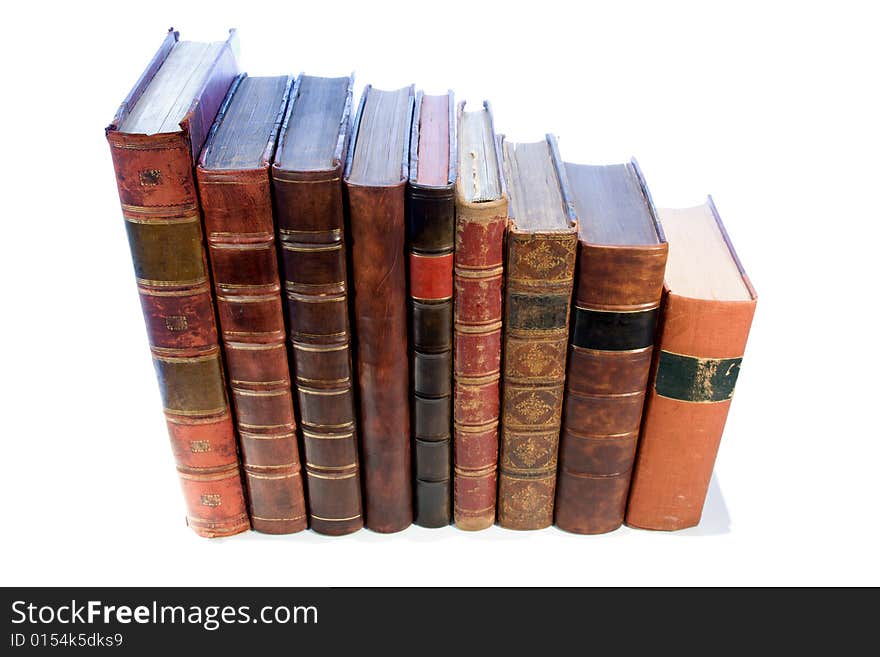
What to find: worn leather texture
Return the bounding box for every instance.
[196,76,307,535]
[106,29,248,538]
[452,196,506,530]
[554,241,667,534]
[346,179,413,533]
[497,228,578,530]
[271,75,363,536]
[408,124,455,527]
[625,289,756,531]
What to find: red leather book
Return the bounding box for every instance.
[196,74,307,535]
[626,197,757,531]
[554,160,667,534]
[497,135,578,530]
[105,29,248,537]
[452,101,506,530]
[271,74,363,536]
[344,85,415,533]
[408,91,456,528]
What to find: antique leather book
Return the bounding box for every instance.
[271,74,363,536]
[344,85,415,533]
[553,160,667,534]
[408,91,456,528]
[196,74,307,535]
[105,29,248,537]
[452,101,506,531]
[626,197,757,531]
[497,135,578,530]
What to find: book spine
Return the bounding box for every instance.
[408,184,455,527]
[347,181,413,533]
[106,131,248,538]
[497,229,578,530]
[452,197,507,530]
[197,166,307,534]
[272,169,363,536]
[626,292,756,530]
[554,243,667,534]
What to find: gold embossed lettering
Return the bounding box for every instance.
[200,494,222,507]
[165,315,188,332]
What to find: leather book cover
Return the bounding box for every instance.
[271,74,363,536]
[497,135,578,530]
[408,91,456,528]
[554,160,667,534]
[196,74,307,535]
[344,85,415,533]
[452,101,506,531]
[626,197,757,531]
[105,29,248,537]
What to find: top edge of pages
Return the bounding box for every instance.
[105,28,757,539]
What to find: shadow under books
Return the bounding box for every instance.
[673,472,731,537]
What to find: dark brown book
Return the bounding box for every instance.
[271,74,363,536]
[497,135,578,530]
[553,160,667,535]
[344,85,415,533]
[408,91,456,527]
[105,29,249,537]
[196,74,308,535]
[452,101,507,530]
[626,197,757,530]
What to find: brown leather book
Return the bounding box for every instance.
[408,91,456,527]
[626,197,757,531]
[271,74,363,536]
[344,85,415,533]
[196,74,307,535]
[452,101,506,530]
[497,135,578,530]
[105,29,248,537]
[554,160,667,534]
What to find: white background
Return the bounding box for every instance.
[2,0,878,586]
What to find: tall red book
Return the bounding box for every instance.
[626,197,757,531]
[452,101,507,530]
[196,74,308,534]
[105,29,248,537]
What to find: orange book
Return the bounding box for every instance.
[626,197,757,531]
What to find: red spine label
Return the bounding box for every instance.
[410,253,454,300]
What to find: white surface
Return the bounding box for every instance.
[1,0,878,586]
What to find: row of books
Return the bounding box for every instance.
[105,29,757,538]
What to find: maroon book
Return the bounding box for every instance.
[196,74,308,535]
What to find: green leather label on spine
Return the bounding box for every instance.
[154,354,228,415]
[655,351,742,402]
[125,218,206,285]
[508,293,570,331]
